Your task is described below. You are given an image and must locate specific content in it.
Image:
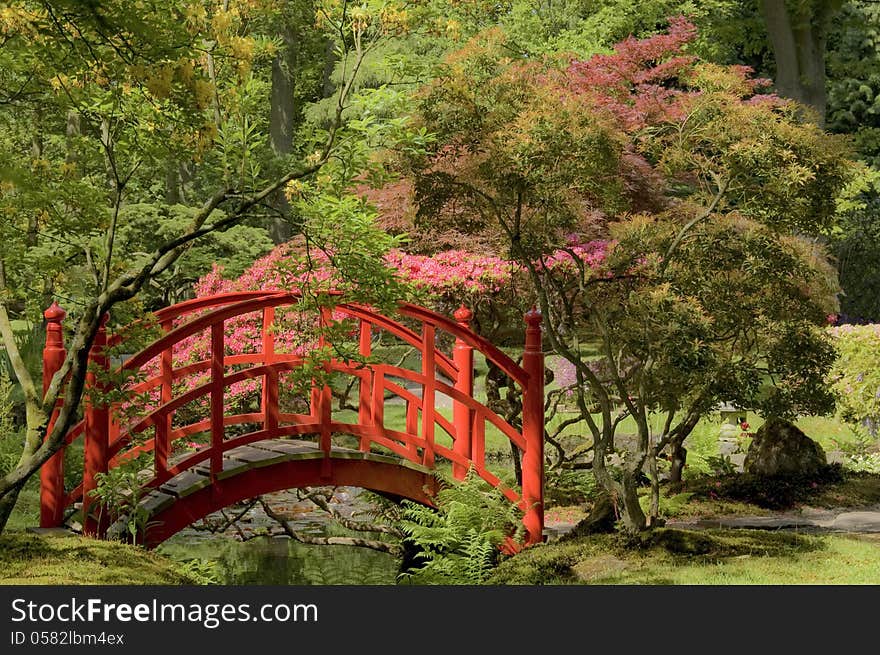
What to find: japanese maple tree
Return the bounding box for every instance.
[380,19,853,532]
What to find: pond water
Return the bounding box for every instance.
[157,487,401,585]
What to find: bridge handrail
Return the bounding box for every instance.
[106,291,286,349]
[115,294,460,378]
[398,302,529,387]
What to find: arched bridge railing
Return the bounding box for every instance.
[39,293,544,545]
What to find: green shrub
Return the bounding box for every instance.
[91,453,154,545]
[691,465,845,509]
[828,324,880,431]
[173,558,221,585]
[544,468,598,506]
[0,371,21,475]
[834,423,880,474]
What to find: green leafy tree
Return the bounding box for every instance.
[826,1,880,163]
[0,0,421,534]
[115,203,275,308]
[388,23,853,532]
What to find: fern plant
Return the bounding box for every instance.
[90,452,153,545]
[397,470,524,585]
[174,558,221,585]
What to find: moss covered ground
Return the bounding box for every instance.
[0,532,202,585]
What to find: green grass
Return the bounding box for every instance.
[1,437,84,532]
[0,531,202,585]
[489,529,880,584]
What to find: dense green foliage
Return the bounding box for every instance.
[828,324,880,429]
[385,20,854,532]
[827,0,880,164]
[0,1,429,533]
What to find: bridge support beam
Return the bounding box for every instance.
[82,314,110,537]
[521,308,545,545]
[39,303,67,528]
[142,457,438,548]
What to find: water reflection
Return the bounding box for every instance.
[157,487,400,585]
[160,534,399,585]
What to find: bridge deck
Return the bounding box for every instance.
[130,439,433,525]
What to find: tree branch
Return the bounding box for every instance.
[258,498,401,555]
[0,262,38,407]
[661,177,730,272]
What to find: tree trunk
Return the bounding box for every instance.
[65,111,80,167]
[619,412,650,533]
[668,440,687,484]
[0,480,25,534]
[165,159,181,205]
[509,441,522,488]
[647,443,660,526]
[760,0,841,126]
[618,468,646,533]
[585,436,620,532]
[322,38,338,100]
[666,411,702,484]
[270,25,298,156]
[588,416,649,533]
[268,23,299,243]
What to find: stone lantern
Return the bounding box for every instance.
[718,401,747,454]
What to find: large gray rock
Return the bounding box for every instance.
[743,418,826,477]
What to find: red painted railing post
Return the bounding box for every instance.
[452,306,473,480]
[210,321,225,481]
[261,307,278,433]
[420,323,436,469]
[155,319,172,481]
[318,307,333,476]
[357,319,372,452]
[521,307,544,545]
[82,314,110,537]
[40,302,67,528]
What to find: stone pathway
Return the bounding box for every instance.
[544,505,880,541]
[666,505,880,534]
[542,504,880,541]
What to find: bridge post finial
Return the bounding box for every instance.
[40,302,67,528]
[83,313,111,538]
[521,306,544,545]
[452,306,474,480]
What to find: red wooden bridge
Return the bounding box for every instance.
[39,292,544,547]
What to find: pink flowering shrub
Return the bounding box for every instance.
[115,238,612,446]
[198,239,610,313]
[541,239,609,272]
[384,250,519,296]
